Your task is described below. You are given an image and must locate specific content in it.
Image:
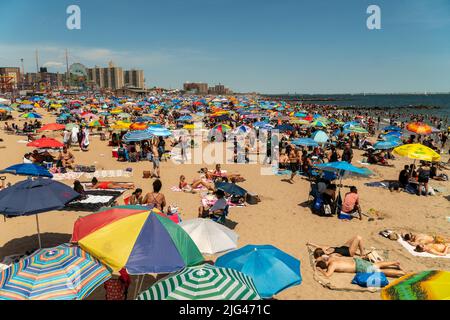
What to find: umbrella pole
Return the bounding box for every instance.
[133,275,141,299]
[137,274,146,298]
[35,215,42,249]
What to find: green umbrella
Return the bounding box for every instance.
[137,264,261,300]
[344,126,368,134]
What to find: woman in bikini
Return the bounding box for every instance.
[142,179,166,212]
[89,177,135,190]
[212,164,245,182]
[179,175,214,193]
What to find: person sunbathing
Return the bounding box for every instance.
[179,175,215,193]
[402,232,449,246]
[308,235,367,259]
[88,177,135,190]
[212,164,245,182]
[415,243,450,256]
[316,256,405,278]
[58,146,75,169]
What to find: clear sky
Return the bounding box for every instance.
[0,0,449,93]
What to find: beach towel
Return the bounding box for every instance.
[171,185,207,192]
[306,245,381,293]
[80,182,128,193]
[201,197,245,208]
[397,238,450,259]
[52,172,84,181]
[64,190,124,212]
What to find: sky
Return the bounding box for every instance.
[0,0,449,94]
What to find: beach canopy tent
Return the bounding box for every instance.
[311,130,329,144]
[179,218,238,255]
[381,270,450,300]
[215,181,247,196]
[0,178,79,247]
[137,264,261,300]
[393,144,441,162]
[215,245,302,299]
[0,163,53,178]
[0,244,111,300]
[27,138,64,149]
[291,138,319,147]
[71,206,204,274]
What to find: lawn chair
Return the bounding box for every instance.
[211,205,229,225]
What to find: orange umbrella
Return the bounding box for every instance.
[130,123,148,131]
[406,122,432,135]
[39,123,66,132]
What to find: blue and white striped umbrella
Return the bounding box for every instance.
[123,130,153,142]
[146,127,172,137]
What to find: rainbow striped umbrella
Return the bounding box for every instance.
[0,244,111,300]
[137,264,260,300]
[71,206,204,274]
[381,270,450,300]
[212,124,231,133]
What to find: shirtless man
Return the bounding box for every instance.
[316,256,405,278]
[415,243,450,256]
[403,233,449,246]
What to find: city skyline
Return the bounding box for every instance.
[1,0,449,94]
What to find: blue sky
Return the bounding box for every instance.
[0,0,449,93]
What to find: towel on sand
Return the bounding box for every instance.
[306,245,381,293]
[171,185,207,192]
[397,238,450,259]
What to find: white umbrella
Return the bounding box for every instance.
[179,219,238,255]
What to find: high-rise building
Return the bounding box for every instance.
[87,62,124,90]
[124,69,145,89]
[208,83,231,95]
[183,82,208,94]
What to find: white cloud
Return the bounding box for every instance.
[43,61,64,69]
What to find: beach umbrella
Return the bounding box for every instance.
[179,219,238,255]
[88,120,105,128]
[176,115,193,122]
[111,121,131,130]
[118,113,131,119]
[274,124,295,132]
[71,206,204,274]
[215,245,302,299]
[146,126,172,137]
[309,120,327,128]
[27,138,64,149]
[38,123,65,132]
[383,131,403,138]
[393,144,441,162]
[373,140,402,150]
[291,138,319,147]
[0,178,79,247]
[215,182,247,196]
[212,124,232,133]
[183,124,197,130]
[18,105,34,110]
[311,130,329,144]
[313,161,373,179]
[122,130,153,142]
[65,123,77,131]
[290,119,310,125]
[0,244,111,300]
[0,163,53,178]
[381,270,450,300]
[20,112,42,119]
[294,112,307,118]
[406,122,432,135]
[0,106,13,112]
[253,121,273,129]
[135,116,155,123]
[137,264,260,300]
[130,123,148,131]
[343,125,368,134]
[383,125,402,132]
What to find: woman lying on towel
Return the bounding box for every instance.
[179,175,215,193]
[402,232,450,246]
[87,177,135,190]
[415,243,450,256]
[308,235,367,259]
[212,164,246,182]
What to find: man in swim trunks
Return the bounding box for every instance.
[316,256,405,278]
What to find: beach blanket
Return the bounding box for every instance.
[397,238,450,259]
[52,172,84,181]
[64,190,124,212]
[201,197,245,208]
[306,245,382,293]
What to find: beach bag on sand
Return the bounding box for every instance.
[246,192,260,205]
[352,272,389,288]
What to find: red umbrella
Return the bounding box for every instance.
[27,138,64,148]
[38,123,66,132]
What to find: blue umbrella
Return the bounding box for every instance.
[384,131,403,138]
[314,161,373,178]
[0,178,80,247]
[373,140,401,150]
[291,138,319,147]
[215,245,302,298]
[311,130,329,144]
[383,125,402,132]
[147,127,172,137]
[1,164,53,178]
[123,130,153,142]
[274,124,295,132]
[135,116,154,123]
[18,105,34,110]
[215,182,247,197]
[176,115,193,122]
[294,112,307,118]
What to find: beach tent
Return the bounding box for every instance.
[0,244,111,300]
[179,218,238,255]
[311,130,329,144]
[215,245,302,299]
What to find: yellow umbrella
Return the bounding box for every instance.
[393,143,441,162]
[183,124,196,130]
[111,109,123,114]
[381,271,450,300]
[111,121,131,130]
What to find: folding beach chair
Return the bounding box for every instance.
[211,205,229,225]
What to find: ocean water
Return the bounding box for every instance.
[266,94,450,118]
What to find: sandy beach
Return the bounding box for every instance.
[0,107,448,300]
